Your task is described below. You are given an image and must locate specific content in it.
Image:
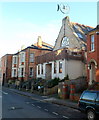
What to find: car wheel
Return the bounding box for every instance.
[87,109,96,120]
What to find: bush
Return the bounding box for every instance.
[45,77,60,88]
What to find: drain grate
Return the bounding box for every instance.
[8,106,23,110]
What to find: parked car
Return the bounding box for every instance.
[78,90,99,120]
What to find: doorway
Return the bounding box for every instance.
[45,64,52,80]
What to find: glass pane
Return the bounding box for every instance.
[82,92,97,101]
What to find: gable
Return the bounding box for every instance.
[54,16,93,51]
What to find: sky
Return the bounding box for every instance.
[0,1,98,57]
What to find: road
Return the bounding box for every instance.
[1,87,86,119]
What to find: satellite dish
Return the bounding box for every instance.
[57,3,70,14]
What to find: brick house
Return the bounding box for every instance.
[87,25,99,85]
[0,54,13,85]
[36,16,93,81]
[11,36,53,82]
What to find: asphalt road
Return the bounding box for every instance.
[2,87,86,120]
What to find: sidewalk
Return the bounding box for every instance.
[5,87,78,110]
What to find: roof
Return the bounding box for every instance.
[13,44,52,55]
[87,25,99,33]
[34,41,53,50]
[71,22,93,43]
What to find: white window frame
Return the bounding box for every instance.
[19,52,25,64]
[90,35,95,52]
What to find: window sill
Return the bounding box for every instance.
[89,50,95,53]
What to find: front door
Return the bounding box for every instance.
[45,64,52,80]
[89,62,96,84]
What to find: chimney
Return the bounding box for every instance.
[37,36,42,48]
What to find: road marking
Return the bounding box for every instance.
[0,90,8,95]
[32,104,35,106]
[63,115,69,119]
[55,104,59,107]
[26,102,29,104]
[2,91,8,95]
[44,109,48,111]
[52,112,58,116]
[72,109,80,112]
[37,106,41,109]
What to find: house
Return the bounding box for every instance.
[0,54,13,85]
[11,36,53,83]
[87,25,99,85]
[36,16,93,81]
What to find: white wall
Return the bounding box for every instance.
[36,59,85,80]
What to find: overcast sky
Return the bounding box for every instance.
[0,1,98,57]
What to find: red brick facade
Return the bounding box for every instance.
[87,25,99,84]
[1,54,12,85]
[12,47,52,82]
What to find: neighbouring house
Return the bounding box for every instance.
[36,16,93,81]
[87,25,99,85]
[11,36,53,83]
[0,54,13,85]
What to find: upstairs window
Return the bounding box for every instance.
[13,56,17,64]
[20,52,25,63]
[61,36,69,48]
[91,35,95,51]
[30,53,34,63]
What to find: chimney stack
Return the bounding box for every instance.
[37,36,42,48]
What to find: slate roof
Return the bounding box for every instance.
[71,22,93,43]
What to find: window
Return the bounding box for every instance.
[38,65,40,75]
[82,92,97,101]
[14,69,17,77]
[54,61,57,74]
[20,68,24,77]
[61,36,69,48]
[59,61,62,73]
[13,56,17,64]
[30,53,34,62]
[20,52,25,63]
[77,33,83,39]
[41,64,43,74]
[29,67,33,77]
[12,69,17,77]
[91,35,95,51]
[96,93,99,103]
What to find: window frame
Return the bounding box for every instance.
[30,53,34,63]
[29,67,33,77]
[59,61,62,73]
[54,61,57,74]
[90,34,95,52]
[38,65,40,75]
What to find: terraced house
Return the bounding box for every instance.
[11,36,53,83]
[87,25,99,85]
[36,16,93,82]
[0,54,13,85]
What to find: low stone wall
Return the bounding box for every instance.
[44,85,58,95]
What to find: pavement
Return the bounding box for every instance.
[4,87,78,110]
